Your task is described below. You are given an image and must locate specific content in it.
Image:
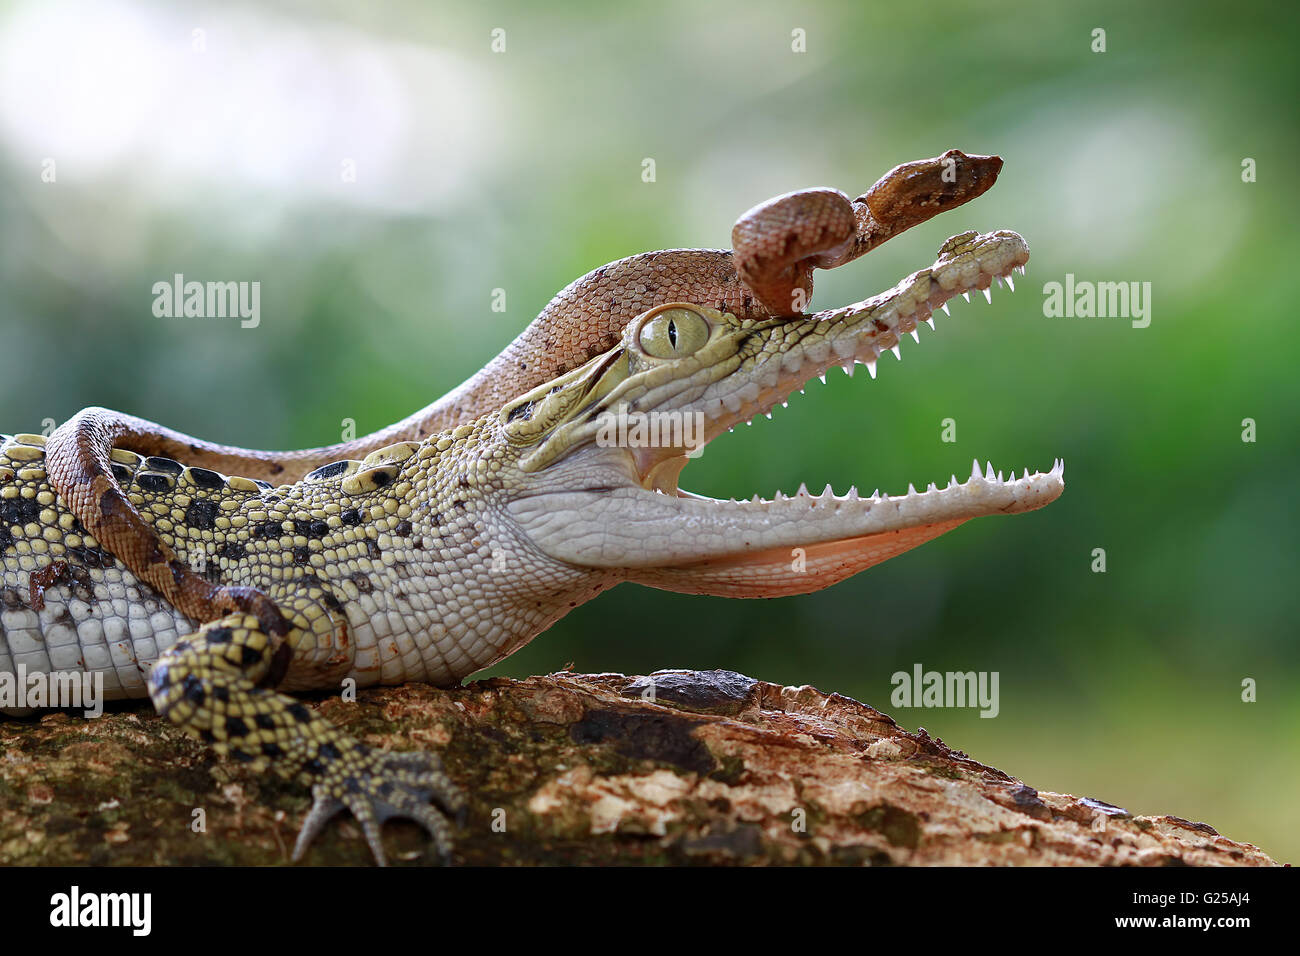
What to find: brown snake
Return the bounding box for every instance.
[43,149,1003,625]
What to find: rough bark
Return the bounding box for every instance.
[0,669,1277,866]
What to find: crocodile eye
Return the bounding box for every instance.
[637,307,709,359]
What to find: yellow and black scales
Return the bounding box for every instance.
[0,422,612,863]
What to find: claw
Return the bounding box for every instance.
[291,745,463,866]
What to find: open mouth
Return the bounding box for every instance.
[510,229,1063,591]
[642,229,1063,508]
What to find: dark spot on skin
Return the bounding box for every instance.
[226,716,249,737]
[239,646,262,667]
[217,541,246,561]
[269,642,293,685]
[1,587,25,610]
[872,317,890,333]
[306,460,350,480]
[136,472,172,493]
[294,518,328,538]
[67,565,94,602]
[145,456,183,474]
[67,545,114,569]
[254,480,274,492]
[255,713,276,731]
[303,758,325,776]
[394,520,412,537]
[185,499,218,530]
[71,517,86,535]
[261,743,283,759]
[0,498,39,526]
[230,749,255,763]
[341,509,361,526]
[97,488,125,522]
[110,464,132,484]
[319,742,340,761]
[293,545,310,565]
[365,539,382,559]
[169,560,188,587]
[288,703,311,723]
[208,627,233,644]
[370,469,393,488]
[0,526,11,551]
[213,686,230,703]
[200,730,216,744]
[321,591,342,611]
[182,675,205,703]
[457,476,470,488]
[428,512,442,526]
[255,520,282,539]
[189,468,225,490]
[349,573,373,593]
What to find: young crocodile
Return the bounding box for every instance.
[0,166,1062,865]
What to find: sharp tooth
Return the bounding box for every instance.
[940,302,950,315]
[846,486,859,500]
[927,482,937,493]
[986,461,994,478]
[949,475,958,488]
[821,483,834,499]
[997,470,1004,482]
[971,459,983,479]
[751,494,761,504]
[982,287,993,304]
[866,360,877,379]
[890,344,902,360]
[796,482,809,498]
[818,373,827,384]
[841,362,855,378]
[871,488,880,499]
[775,490,787,501]
[1005,274,1015,292]
[907,483,918,496]
[962,292,971,303]
[764,412,773,419]
[924,316,935,329]
[910,329,920,343]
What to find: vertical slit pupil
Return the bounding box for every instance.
[667,319,677,348]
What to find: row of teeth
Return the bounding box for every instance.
[733,458,1065,506]
[730,263,1030,425]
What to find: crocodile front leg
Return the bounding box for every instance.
[149,594,464,865]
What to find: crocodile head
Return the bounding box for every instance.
[499,229,1062,597]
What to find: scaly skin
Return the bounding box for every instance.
[1,221,1061,863]
[43,150,1003,625]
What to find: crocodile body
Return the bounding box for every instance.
[1,156,1063,864]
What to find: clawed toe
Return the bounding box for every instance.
[291,746,464,866]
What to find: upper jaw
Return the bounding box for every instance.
[622,229,1032,491]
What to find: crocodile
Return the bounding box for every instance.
[0,154,1062,864]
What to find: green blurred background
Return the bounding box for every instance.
[1,0,1295,859]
